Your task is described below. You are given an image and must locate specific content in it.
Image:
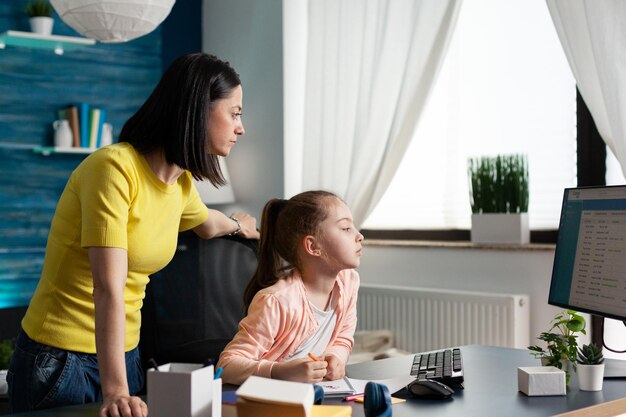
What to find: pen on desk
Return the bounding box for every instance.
[308,352,321,362]
[343,393,365,402]
[214,367,223,380]
[149,358,160,371]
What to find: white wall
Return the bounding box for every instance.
[202,0,284,219]
[357,244,591,349]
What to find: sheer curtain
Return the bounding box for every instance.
[547,0,626,177]
[283,0,462,226]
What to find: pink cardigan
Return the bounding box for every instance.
[217,269,360,385]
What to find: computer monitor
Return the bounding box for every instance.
[548,185,626,377]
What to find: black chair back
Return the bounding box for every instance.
[140,232,258,369]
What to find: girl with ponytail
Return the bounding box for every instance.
[218,190,363,385]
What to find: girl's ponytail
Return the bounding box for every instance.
[243,198,286,310]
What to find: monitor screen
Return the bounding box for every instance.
[549,185,626,321]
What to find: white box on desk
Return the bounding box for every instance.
[147,363,221,417]
[518,366,566,396]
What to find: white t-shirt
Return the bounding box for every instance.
[288,289,338,360]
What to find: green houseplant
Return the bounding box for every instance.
[26,0,53,17]
[0,338,14,396]
[0,338,14,369]
[528,310,586,384]
[468,153,529,214]
[577,343,605,391]
[467,153,530,243]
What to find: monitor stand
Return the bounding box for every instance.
[604,358,626,378]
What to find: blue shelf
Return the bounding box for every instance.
[0,30,95,55]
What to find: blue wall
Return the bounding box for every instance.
[0,1,164,308]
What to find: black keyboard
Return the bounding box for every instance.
[410,347,464,386]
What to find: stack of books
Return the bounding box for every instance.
[57,102,107,149]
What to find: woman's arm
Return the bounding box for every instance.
[192,209,259,239]
[90,247,147,417]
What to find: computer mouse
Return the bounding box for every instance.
[407,379,455,399]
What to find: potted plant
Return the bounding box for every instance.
[0,338,15,396]
[26,0,54,36]
[528,310,586,385]
[467,153,529,244]
[576,343,605,391]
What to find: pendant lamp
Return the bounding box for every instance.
[50,0,176,43]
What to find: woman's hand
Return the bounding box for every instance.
[99,394,147,417]
[324,355,346,381]
[230,211,260,239]
[272,357,328,383]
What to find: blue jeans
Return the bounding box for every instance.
[7,329,144,413]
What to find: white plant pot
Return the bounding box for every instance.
[0,369,7,396]
[471,213,530,244]
[29,16,54,36]
[577,363,604,391]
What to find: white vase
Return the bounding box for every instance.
[471,213,530,244]
[29,16,54,36]
[577,363,605,391]
[0,369,7,396]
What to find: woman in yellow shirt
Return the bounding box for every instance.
[7,53,259,417]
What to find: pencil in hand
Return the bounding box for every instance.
[308,352,321,362]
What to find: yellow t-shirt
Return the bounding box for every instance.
[22,143,209,353]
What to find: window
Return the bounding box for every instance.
[362,0,577,231]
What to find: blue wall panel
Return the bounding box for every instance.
[0,1,163,307]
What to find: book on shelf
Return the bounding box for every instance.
[78,102,89,148]
[88,107,100,149]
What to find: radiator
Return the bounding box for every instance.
[357,283,530,352]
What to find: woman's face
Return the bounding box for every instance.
[207,85,245,156]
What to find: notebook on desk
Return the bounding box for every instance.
[317,376,356,398]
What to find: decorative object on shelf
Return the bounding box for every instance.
[528,310,586,385]
[194,157,235,205]
[0,338,15,396]
[27,0,54,36]
[576,343,605,391]
[50,0,176,43]
[53,119,73,148]
[468,153,529,244]
[101,123,113,147]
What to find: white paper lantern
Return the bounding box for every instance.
[50,0,176,43]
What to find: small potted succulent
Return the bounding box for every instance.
[528,310,586,385]
[0,338,15,396]
[26,0,54,36]
[576,343,605,391]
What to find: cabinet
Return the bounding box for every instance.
[0,30,95,55]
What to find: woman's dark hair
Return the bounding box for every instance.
[119,52,241,186]
[243,190,340,310]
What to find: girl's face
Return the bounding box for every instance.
[317,198,364,270]
[207,85,245,156]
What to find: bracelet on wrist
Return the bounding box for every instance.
[228,215,242,236]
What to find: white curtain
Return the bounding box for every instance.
[284,0,462,226]
[547,0,626,178]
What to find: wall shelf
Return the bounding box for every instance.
[33,146,93,156]
[0,30,95,55]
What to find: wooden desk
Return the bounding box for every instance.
[5,345,626,417]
